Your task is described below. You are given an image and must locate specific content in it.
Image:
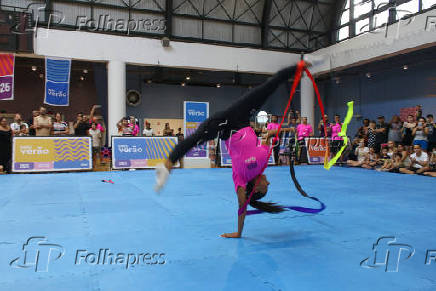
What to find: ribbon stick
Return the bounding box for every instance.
[324,101,354,170]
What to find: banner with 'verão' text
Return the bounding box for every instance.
[44,57,71,106]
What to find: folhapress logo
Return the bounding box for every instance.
[10,237,65,272]
[360,236,415,272]
[188,109,205,117]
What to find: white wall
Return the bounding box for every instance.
[310,9,436,74]
[34,28,300,74]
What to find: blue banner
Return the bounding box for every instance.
[219,139,275,167]
[44,58,71,106]
[184,101,209,158]
[112,136,179,169]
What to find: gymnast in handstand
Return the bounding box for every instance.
[154,64,298,238]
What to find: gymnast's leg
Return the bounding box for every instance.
[154,65,297,191]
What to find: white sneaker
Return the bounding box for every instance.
[154,163,170,193]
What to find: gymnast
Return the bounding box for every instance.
[154,64,306,238]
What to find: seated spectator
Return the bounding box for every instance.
[347,139,369,167]
[367,120,377,150]
[0,117,12,173]
[386,141,396,158]
[175,128,184,142]
[163,123,174,136]
[143,121,154,136]
[10,113,28,135]
[89,123,102,166]
[399,144,429,174]
[385,153,403,173]
[412,117,429,151]
[74,113,91,136]
[402,114,416,146]
[52,113,69,136]
[117,117,133,136]
[375,147,391,171]
[34,106,52,136]
[361,147,377,169]
[427,114,435,152]
[28,110,39,136]
[129,116,140,136]
[423,149,436,177]
[388,115,402,144]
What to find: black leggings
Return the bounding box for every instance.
[169,65,297,163]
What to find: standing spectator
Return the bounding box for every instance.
[74,113,90,136]
[412,117,429,151]
[402,115,416,146]
[34,107,52,136]
[18,124,29,136]
[318,114,331,137]
[375,116,388,153]
[89,123,102,167]
[28,110,39,136]
[426,114,435,152]
[415,105,423,120]
[117,117,133,136]
[129,116,140,136]
[330,114,342,156]
[143,121,154,136]
[347,139,369,167]
[367,120,377,150]
[399,144,428,174]
[267,115,280,165]
[356,118,370,141]
[10,113,28,135]
[52,113,69,136]
[175,128,184,143]
[388,115,402,144]
[163,123,174,136]
[89,105,105,135]
[0,117,12,173]
[296,117,313,141]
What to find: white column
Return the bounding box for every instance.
[300,75,315,128]
[107,60,126,145]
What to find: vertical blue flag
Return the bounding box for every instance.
[44,57,71,106]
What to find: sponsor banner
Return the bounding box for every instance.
[219,139,275,167]
[184,101,209,158]
[44,57,71,106]
[305,137,329,164]
[112,136,179,169]
[12,137,92,172]
[0,53,15,100]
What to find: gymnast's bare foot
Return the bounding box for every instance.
[220,232,241,238]
[154,159,174,193]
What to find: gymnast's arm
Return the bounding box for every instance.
[221,187,247,238]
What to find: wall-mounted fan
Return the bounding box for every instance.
[126,90,141,107]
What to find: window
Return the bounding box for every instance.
[372,9,389,28]
[396,0,419,19]
[341,10,350,24]
[338,26,349,41]
[422,0,436,9]
[373,0,389,11]
[355,18,370,34]
[353,0,372,19]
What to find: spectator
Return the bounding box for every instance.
[347,139,369,167]
[52,113,69,136]
[143,121,154,137]
[375,116,389,153]
[402,115,416,146]
[385,153,403,173]
[89,105,105,135]
[318,114,331,137]
[375,147,391,170]
[412,117,429,151]
[117,117,133,136]
[34,106,52,136]
[415,105,423,120]
[89,122,102,166]
[0,117,12,173]
[388,115,402,144]
[74,113,90,136]
[399,144,428,174]
[267,115,280,165]
[163,123,174,136]
[296,117,313,141]
[356,118,369,141]
[423,150,436,177]
[330,114,342,156]
[10,113,28,135]
[28,110,39,136]
[175,128,184,142]
[426,114,435,152]
[362,147,377,169]
[287,116,298,132]
[18,124,29,136]
[386,141,396,158]
[129,116,140,136]
[367,120,377,150]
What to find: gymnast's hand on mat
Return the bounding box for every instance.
[154,161,172,193]
[220,232,241,238]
